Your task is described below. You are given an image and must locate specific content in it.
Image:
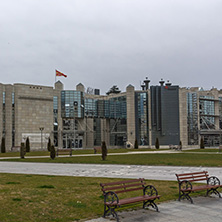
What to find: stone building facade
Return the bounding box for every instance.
[1,79,222,152]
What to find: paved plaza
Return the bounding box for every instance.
[86,196,222,222]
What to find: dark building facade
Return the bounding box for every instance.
[150,84,180,145]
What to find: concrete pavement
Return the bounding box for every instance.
[0,162,222,182]
[86,196,222,222]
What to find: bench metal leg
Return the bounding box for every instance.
[103,205,119,222]
[143,199,159,212]
[178,191,193,204]
[207,188,222,198]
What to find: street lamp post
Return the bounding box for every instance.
[39,127,44,149]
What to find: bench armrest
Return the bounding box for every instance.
[179,180,192,191]
[207,176,220,186]
[143,185,159,197]
[104,191,119,205]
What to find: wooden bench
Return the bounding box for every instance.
[11,146,21,152]
[100,178,160,222]
[56,148,72,157]
[175,171,222,203]
[94,146,101,154]
[169,144,182,151]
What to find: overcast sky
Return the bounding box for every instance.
[1,0,222,94]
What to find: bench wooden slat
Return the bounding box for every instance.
[101,182,146,192]
[106,195,161,206]
[188,178,208,183]
[56,148,72,156]
[176,171,208,177]
[101,178,145,187]
[182,185,212,192]
[114,187,144,194]
[178,175,208,181]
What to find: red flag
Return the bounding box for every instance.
[56,70,67,78]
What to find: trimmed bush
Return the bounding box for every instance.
[50,145,56,160]
[155,138,159,149]
[134,139,138,149]
[1,137,6,153]
[25,137,30,152]
[179,141,182,149]
[200,138,205,149]
[47,138,51,152]
[101,141,107,161]
[20,142,25,159]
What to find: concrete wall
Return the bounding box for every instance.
[126,85,136,145]
[14,84,54,150]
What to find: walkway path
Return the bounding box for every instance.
[0,162,222,182]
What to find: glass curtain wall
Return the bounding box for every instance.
[136,92,149,145]
[53,96,58,146]
[187,92,198,145]
[199,96,215,130]
[61,91,84,148]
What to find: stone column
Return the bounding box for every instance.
[5,85,13,151]
[0,84,3,142]
[147,89,152,147]
[179,88,188,146]
[54,81,64,148]
[126,84,135,146]
[86,118,94,148]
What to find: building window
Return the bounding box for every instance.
[199,96,215,130]
[61,91,84,118]
[136,92,149,145]
[187,92,198,145]
[53,96,58,146]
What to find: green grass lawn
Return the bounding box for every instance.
[0,148,162,158]
[0,173,202,222]
[2,152,222,167]
[184,148,220,153]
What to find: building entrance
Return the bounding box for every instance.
[63,133,83,148]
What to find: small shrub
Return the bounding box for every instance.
[179,141,182,150]
[47,138,51,152]
[134,139,138,149]
[20,142,25,159]
[50,145,56,160]
[1,137,6,153]
[25,137,30,152]
[155,138,159,149]
[200,138,205,149]
[101,141,107,160]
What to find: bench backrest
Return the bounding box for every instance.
[100,178,145,195]
[176,171,209,183]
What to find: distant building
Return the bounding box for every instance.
[1,79,222,151]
